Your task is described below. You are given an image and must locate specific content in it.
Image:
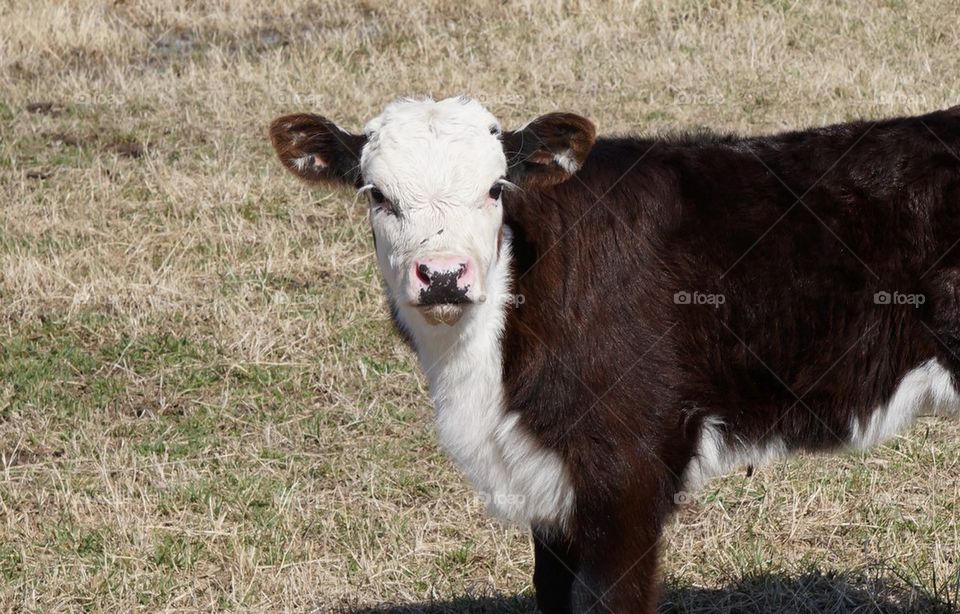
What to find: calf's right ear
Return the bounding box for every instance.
[269,114,367,187]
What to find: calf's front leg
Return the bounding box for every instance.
[533,488,667,613]
[533,528,578,614]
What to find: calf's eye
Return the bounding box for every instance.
[488,183,503,200]
[368,187,396,214]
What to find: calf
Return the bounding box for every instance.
[269,97,960,613]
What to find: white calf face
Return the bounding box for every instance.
[360,98,508,325]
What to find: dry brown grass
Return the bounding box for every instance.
[1,1,959,611]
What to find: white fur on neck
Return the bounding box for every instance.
[395,232,575,527]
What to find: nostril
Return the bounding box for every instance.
[416,263,432,286]
[457,263,467,279]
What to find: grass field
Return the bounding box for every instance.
[2,1,960,611]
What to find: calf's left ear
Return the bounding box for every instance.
[502,112,596,187]
[269,113,367,187]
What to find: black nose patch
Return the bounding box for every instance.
[419,269,470,305]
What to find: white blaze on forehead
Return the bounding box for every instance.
[360,97,506,203]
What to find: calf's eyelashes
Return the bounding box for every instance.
[365,186,396,215]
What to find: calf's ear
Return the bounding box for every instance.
[269,113,367,187]
[502,112,596,187]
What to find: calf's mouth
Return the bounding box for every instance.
[418,304,466,326]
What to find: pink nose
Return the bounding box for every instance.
[413,257,475,304]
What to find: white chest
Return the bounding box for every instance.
[431,369,575,527]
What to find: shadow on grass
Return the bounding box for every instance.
[336,594,535,614]
[339,569,958,613]
[659,569,958,613]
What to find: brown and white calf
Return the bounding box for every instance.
[270,97,960,612]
